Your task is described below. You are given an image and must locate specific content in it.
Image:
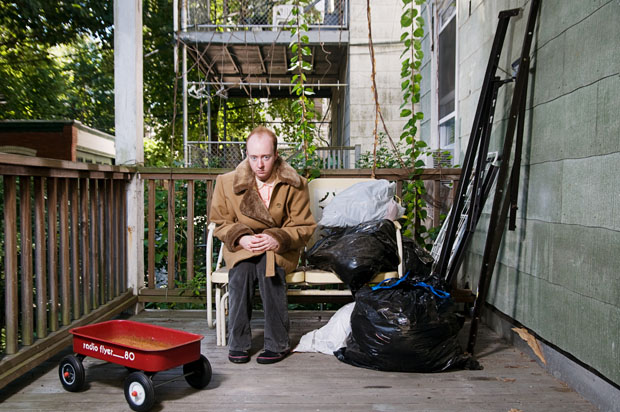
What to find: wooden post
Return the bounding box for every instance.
[80,178,91,314]
[114,0,144,303]
[187,180,195,281]
[47,178,59,331]
[34,177,47,339]
[20,176,34,346]
[90,179,100,309]
[4,176,18,354]
[147,180,156,288]
[69,179,80,319]
[168,180,176,289]
[58,179,71,326]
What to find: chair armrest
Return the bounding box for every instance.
[206,222,217,327]
[392,220,403,278]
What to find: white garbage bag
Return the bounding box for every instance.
[294,302,355,355]
[318,180,405,228]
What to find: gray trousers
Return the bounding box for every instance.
[227,253,290,353]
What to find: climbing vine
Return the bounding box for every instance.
[286,0,321,178]
[399,0,429,242]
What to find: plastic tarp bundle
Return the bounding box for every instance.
[306,219,400,293]
[294,303,355,355]
[318,180,405,228]
[335,273,481,372]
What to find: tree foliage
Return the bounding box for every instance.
[0,1,114,131]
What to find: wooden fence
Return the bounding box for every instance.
[0,154,137,388]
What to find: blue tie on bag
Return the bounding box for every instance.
[371,271,451,299]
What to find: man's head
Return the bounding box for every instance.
[246,126,278,182]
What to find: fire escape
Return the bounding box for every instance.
[174,0,352,167]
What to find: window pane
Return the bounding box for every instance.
[438,17,456,119]
[439,116,455,148]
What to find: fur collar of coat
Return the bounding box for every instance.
[232,157,302,228]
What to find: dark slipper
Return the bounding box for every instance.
[228,350,250,363]
[256,349,290,364]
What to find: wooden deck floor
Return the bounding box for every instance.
[0,310,597,411]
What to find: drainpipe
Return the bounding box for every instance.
[182,0,188,167]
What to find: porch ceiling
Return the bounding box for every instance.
[180,30,349,99]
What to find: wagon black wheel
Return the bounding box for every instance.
[58,354,86,392]
[124,372,155,412]
[183,355,212,389]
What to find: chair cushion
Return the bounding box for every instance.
[211,268,397,286]
[211,267,305,284]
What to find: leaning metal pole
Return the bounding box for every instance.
[467,0,541,354]
[432,8,519,283]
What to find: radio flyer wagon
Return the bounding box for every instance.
[58,320,212,412]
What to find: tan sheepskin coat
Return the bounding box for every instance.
[209,157,317,275]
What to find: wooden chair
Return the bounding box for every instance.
[206,178,404,346]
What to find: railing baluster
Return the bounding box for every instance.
[105,178,113,300]
[80,178,90,314]
[47,177,59,332]
[168,179,175,289]
[100,179,109,304]
[433,179,441,227]
[168,179,176,289]
[20,176,34,346]
[34,177,47,339]
[120,180,127,292]
[90,179,99,309]
[112,179,119,297]
[147,180,156,288]
[114,179,122,296]
[69,179,80,319]
[187,180,195,282]
[58,178,71,326]
[4,176,18,354]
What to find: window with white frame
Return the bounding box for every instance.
[436,1,456,163]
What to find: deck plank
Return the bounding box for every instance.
[0,310,597,411]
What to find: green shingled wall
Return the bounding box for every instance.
[424,0,620,384]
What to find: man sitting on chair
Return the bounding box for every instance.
[210,126,316,364]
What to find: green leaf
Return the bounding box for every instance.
[416,111,424,120]
[400,32,409,41]
[415,159,425,168]
[401,79,410,90]
[301,35,309,43]
[401,9,413,27]
[400,109,412,117]
[413,27,424,37]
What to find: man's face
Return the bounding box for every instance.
[247,133,278,182]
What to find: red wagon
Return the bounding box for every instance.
[58,320,211,412]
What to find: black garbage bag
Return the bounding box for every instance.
[306,219,400,293]
[402,237,434,279]
[334,273,481,372]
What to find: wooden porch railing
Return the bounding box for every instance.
[0,154,138,388]
[136,167,461,304]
